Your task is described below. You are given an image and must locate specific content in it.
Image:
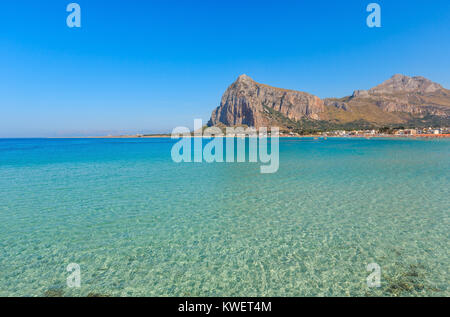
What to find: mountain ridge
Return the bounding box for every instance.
[208,74,450,131]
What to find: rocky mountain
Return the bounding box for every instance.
[209,74,324,128]
[208,74,450,131]
[368,74,443,94]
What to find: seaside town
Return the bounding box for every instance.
[277,127,450,138]
[121,126,450,139]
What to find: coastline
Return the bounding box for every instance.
[50,134,450,139]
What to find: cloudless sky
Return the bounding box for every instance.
[0,0,449,137]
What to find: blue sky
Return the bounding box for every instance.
[0,0,449,137]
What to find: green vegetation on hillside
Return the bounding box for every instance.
[262,105,448,133]
[263,105,375,133]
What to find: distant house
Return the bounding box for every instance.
[404,129,417,135]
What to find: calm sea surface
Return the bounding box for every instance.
[0,138,448,296]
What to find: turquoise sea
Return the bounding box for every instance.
[0,137,448,297]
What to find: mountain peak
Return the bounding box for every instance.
[391,73,407,79]
[236,74,253,82]
[370,74,443,94]
[210,75,323,128]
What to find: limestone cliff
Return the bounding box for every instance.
[209,74,324,128]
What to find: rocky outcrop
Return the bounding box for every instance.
[209,74,324,128]
[369,74,443,94]
[352,90,370,98]
[347,75,450,117]
[324,99,350,111]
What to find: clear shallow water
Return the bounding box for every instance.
[0,137,448,297]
